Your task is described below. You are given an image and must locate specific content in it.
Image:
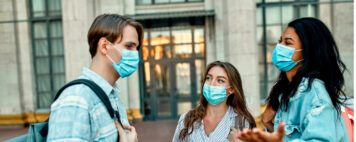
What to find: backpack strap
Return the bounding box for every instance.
[40,79,123,137]
[52,79,116,118]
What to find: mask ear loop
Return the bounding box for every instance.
[107,40,114,46]
[107,40,124,54]
[226,86,234,96]
[105,41,118,64]
[296,59,304,63]
[294,49,303,63]
[106,54,116,64]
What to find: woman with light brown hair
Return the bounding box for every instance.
[172,61,256,142]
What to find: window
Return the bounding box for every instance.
[136,0,203,5]
[138,17,206,120]
[30,0,65,109]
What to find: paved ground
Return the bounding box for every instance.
[0,126,28,142]
[134,120,178,142]
[0,119,178,142]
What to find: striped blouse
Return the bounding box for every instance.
[172,106,249,142]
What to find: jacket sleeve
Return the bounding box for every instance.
[290,86,348,142]
[294,104,339,142]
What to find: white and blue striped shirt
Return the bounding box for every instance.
[47,68,130,142]
[172,106,249,142]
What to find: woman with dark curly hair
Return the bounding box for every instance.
[235,17,349,142]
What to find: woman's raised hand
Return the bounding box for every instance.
[237,122,285,142]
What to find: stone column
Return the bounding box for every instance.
[124,0,142,121]
[16,0,36,123]
[213,0,260,116]
[212,0,227,62]
[205,16,216,64]
[319,0,333,30]
[0,0,33,124]
[332,2,354,97]
[93,0,124,16]
[62,0,94,81]
[128,71,143,120]
[116,77,130,120]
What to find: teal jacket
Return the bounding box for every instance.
[274,78,349,142]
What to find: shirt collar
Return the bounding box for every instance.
[228,106,238,118]
[200,106,237,123]
[81,67,114,96]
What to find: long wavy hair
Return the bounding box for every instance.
[179,61,256,140]
[267,18,347,113]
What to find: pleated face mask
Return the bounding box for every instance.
[203,83,231,105]
[106,42,140,78]
[272,44,303,72]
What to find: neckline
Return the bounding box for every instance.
[202,106,232,138]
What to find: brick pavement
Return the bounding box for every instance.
[0,119,178,142]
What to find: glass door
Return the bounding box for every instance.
[139,18,206,120]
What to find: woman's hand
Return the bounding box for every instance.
[237,122,285,142]
[115,120,138,142]
[228,127,243,142]
[262,105,276,132]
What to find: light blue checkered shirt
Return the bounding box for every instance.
[172,106,249,142]
[47,68,130,142]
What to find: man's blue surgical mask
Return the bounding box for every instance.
[272,44,303,72]
[106,42,140,78]
[203,83,231,105]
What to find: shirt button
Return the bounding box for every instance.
[288,134,292,138]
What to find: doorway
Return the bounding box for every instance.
[139,18,206,120]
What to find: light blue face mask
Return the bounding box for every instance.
[106,44,140,78]
[203,84,231,106]
[272,44,303,72]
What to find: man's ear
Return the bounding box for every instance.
[98,37,108,55]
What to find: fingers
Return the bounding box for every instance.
[237,128,254,141]
[228,127,238,139]
[229,127,245,142]
[115,120,125,133]
[124,126,137,132]
[236,123,286,142]
[247,128,264,142]
[230,127,238,133]
[237,128,248,139]
[129,126,137,134]
[123,125,133,131]
[275,122,285,137]
[228,133,234,142]
[237,128,268,142]
[123,125,138,135]
[252,128,269,142]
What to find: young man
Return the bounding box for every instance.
[47,14,143,142]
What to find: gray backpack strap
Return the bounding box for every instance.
[235,115,246,131]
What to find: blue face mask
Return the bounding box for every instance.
[106,48,140,78]
[203,84,231,105]
[272,44,303,72]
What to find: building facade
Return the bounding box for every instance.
[0,0,353,124]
